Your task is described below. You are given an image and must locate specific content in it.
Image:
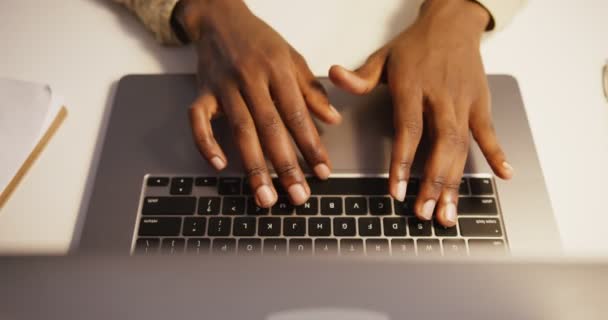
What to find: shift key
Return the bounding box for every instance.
[459,218,503,237]
[142,197,196,215]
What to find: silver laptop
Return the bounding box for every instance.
[75,74,560,257]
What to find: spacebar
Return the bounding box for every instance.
[306,178,389,195]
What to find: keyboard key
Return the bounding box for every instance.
[147,177,169,187]
[315,239,338,255]
[238,239,262,255]
[469,178,494,195]
[321,197,343,215]
[264,239,287,255]
[369,197,392,215]
[246,198,269,215]
[458,197,498,215]
[218,178,241,195]
[142,197,196,215]
[289,239,313,256]
[284,218,306,237]
[198,197,221,215]
[340,239,364,256]
[233,217,256,236]
[170,177,193,195]
[187,238,210,255]
[307,178,389,195]
[135,238,160,255]
[459,178,470,195]
[272,197,294,215]
[358,218,381,237]
[345,197,367,215]
[212,238,236,254]
[468,239,507,256]
[442,239,467,257]
[366,239,389,256]
[394,197,416,216]
[195,177,217,186]
[391,239,415,256]
[222,197,245,215]
[434,221,458,237]
[258,218,281,237]
[459,218,503,237]
[208,217,231,236]
[308,218,331,237]
[408,218,432,237]
[183,217,206,236]
[417,239,441,257]
[333,218,356,237]
[161,238,185,255]
[383,218,407,237]
[296,197,318,215]
[139,217,181,237]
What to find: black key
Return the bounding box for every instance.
[468,239,507,256]
[345,197,367,215]
[147,177,169,187]
[222,197,245,215]
[469,178,494,195]
[242,178,287,195]
[391,239,415,256]
[233,217,256,236]
[183,217,206,236]
[258,217,281,237]
[340,239,364,256]
[434,221,458,237]
[207,217,231,236]
[369,197,392,215]
[315,239,338,255]
[264,239,287,255]
[198,197,221,215]
[442,239,467,257]
[358,218,381,237]
[195,177,217,186]
[170,177,193,195]
[459,178,470,195]
[238,239,262,255]
[246,198,269,215]
[366,239,389,256]
[142,197,196,215]
[393,197,416,216]
[406,178,420,196]
[139,217,181,237]
[408,218,432,237]
[296,197,318,215]
[272,197,294,215]
[218,178,241,195]
[417,239,441,257]
[458,197,498,215]
[307,177,389,195]
[134,238,160,255]
[320,197,343,215]
[284,218,306,237]
[333,218,356,237]
[187,238,210,255]
[308,218,331,237]
[459,218,503,237]
[212,238,236,254]
[289,239,313,256]
[383,218,407,237]
[161,238,185,255]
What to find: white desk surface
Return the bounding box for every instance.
[1,0,607,256]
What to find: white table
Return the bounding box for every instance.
[1,0,607,255]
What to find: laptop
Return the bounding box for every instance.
[76,74,561,257]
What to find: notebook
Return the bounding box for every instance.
[0,78,67,209]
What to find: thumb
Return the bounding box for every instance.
[329,47,389,95]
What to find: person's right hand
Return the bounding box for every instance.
[176,0,342,208]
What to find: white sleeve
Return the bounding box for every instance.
[474,0,528,32]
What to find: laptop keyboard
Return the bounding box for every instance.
[133,175,508,257]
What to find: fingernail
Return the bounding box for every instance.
[502,161,514,176]
[288,184,308,205]
[444,202,457,225]
[421,200,436,220]
[329,105,340,116]
[210,156,226,170]
[314,164,331,180]
[395,181,407,202]
[256,185,275,207]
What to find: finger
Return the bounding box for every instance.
[189,92,228,171]
[218,84,278,208]
[470,96,514,180]
[329,47,390,95]
[435,134,469,228]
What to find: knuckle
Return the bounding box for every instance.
[397,160,412,172]
[258,113,283,137]
[284,109,308,130]
[440,127,468,151]
[302,142,325,163]
[275,162,300,178]
[425,175,447,192]
[397,119,423,138]
[246,165,269,179]
[195,134,216,150]
[230,117,255,138]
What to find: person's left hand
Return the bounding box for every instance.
[329,0,514,227]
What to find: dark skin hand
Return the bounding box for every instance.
[329,0,514,227]
[176,0,342,208]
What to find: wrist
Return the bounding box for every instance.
[174,0,246,42]
[419,0,491,37]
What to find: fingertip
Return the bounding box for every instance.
[313,163,331,180]
[210,156,227,171]
[438,202,457,228]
